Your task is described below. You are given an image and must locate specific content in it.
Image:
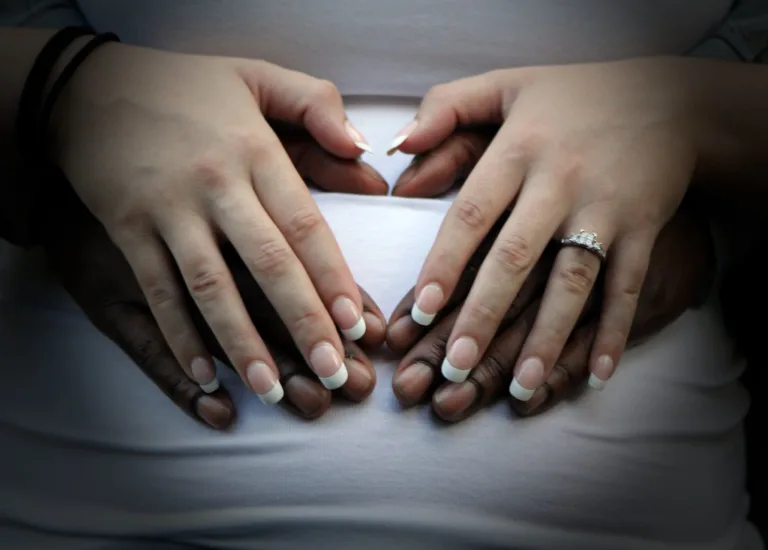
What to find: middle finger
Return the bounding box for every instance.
[248,128,368,343]
[509,224,609,401]
[439,176,568,383]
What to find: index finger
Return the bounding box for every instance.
[410,122,528,326]
[245,124,368,344]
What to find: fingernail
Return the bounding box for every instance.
[345,120,374,154]
[284,376,327,417]
[191,357,219,394]
[195,395,232,429]
[434,381,478,419]
[344,359,375,397]
[509,357,544,401]
[362,311,384,336]
[387,119,418,155]
[393,362,433,402]
[332,296,367,341]
[589,355,615,391]
[310,342,348,390]
[246,361,284,405]
[411,283,443,326]
[525,387,549,411]
[441,336,478,383]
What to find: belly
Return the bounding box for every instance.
[0,104,753,549]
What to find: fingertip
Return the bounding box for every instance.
[588,374,607,391]
[392,362,434,406]
[509,378,536,401]
[341,316,367,341]
[195,395,235,430]
[511,386,549,417]
[441,358,470,383]
[341,358,377,401]
[588,354,615,390]
[360,311,386,348]
[284,375,331,419]
[319,363,349,390]
[385,315,422,355]
[432,380,478,422]
[258,381,285,405]
[199,378,220,394]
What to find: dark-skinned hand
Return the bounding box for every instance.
[39,125,389,430]
[386,128,715,422]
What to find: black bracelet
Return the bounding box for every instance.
[15,26,94,159]
[37,32,121,152]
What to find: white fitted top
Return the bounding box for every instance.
[0,1,762,549]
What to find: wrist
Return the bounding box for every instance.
[45,38,126,164]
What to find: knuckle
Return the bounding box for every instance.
[475,351,508,386]
[288,307,328,339]
[609,276,644,308]
[142,275,179,309]
[191,156,231,196]
[109,210,152,245]
[311,79,341,103]
[513,126,548,156]
[425,330,450,364]
[553,155,586,186]
[464,301,504,328]
[493,235,534,275]
[229,128,265,155]
[284,207,325,244]
[424,82,452,104]
[452,197,488,230]
[556,260,597,295]
[251,239,294,278]
[188,265,231,301]
[529,328,563,363]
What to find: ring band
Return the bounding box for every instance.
[559,229,607,261]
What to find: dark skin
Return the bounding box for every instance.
[387,129,716,421]
[34,125,715,428]
[38,124,390,429]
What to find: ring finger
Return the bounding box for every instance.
[509,221,612,401]
[439,178,568,384]
[159,216,286,405]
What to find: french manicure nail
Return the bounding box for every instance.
[509,357,544,401]
[247,361,284,405]
[191,357,219,394]
[310,342,348,390]
[345,120,374,154]
[441,336,478,383]
[411,283,443,326]
[387,119,418,155]
[332,296,367,341]
[589,355,615,391]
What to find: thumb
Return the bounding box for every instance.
[388,69,522,156]
[240,60,372,158]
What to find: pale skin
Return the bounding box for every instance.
[389,56,768,401]
[1,28,380,404]
[4,29,768,415]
